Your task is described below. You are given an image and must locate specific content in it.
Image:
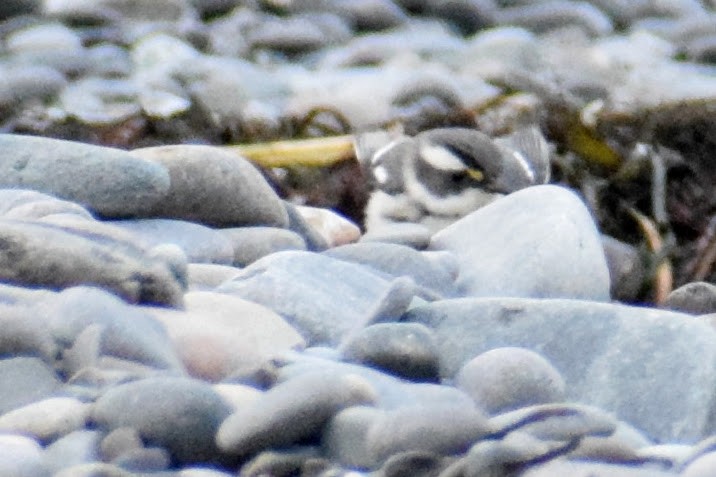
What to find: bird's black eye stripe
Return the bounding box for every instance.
[444,143,479,170]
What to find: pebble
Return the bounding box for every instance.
[218,226,307,267]
[0,357,61,415]
[0,135,170,218]
[665,281,716,315]
[186,263,241,290]
[324,242,458,298]
[0,396,89,442]
[44,430,102,474]
[216,371,377,458]
[145,291,305,382]
[217,251,417,345]
[129,144,289,228]
[93,376,232,465]
[108,218,235,265]
[430,185,611,301]
[0,433,51,477]
[455,347,566,415]
[339,322,441,381]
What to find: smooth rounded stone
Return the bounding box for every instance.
[218,227,306,267]
[277,353,474,411]
[601,235,646,302]
[216,371,378,458]
[429,185,611,301]
[112,446,171,472]
[339,323,440,381]
[1,196,93,220]
[455,347,566,415]
[283,201,329,252]
[145,291,305,382]
[53,462,132,477]
[212,383,263,412]
[0,135,171,217]
[44,0,192,24]
[59,77,142,125]
[325,403,492,469]
[376,450,448,477]
[0,282,56,306]
[0,303,57,361]
[0,219,184,307]
[520,459,675,477]
[239,447,325,477]
[324,242,458,297]
[682,452,716,477]
[0,357,61,415]
[405,297,716,443]
[5,21,82,52]
[44,430,103,474]
[489,403,618,443]
[0,434,50,477]
[130,145,288,228]
[461,430,577,477]
[101,427,143,462]
[93,377,232,465]
[186,263,241,291]
[247,14,341,54]
[42,287,183,374]
[359,222,433,249]
[0,397,90,442]
[294,205,361,248]
[217,251,417,346]
[0,0,39,18]
[665,281,716,315]
[178,469,235,477]
[495,1,614,36]
[107,218,234,265]
[0,64,67,108]
[425,0,497,35]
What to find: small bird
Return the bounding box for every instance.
[356,126,551,233]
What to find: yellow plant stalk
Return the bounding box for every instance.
[225,135,356,168]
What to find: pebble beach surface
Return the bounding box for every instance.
[1,1,716,477]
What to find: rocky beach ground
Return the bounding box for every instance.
[1,0,716,476]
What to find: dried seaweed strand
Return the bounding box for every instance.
[627,207,673,305]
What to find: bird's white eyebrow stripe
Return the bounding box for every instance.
[419,143,466,171]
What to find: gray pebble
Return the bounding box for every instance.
[283,201,330,251]
[520,458,674,476]
[186,263,241,291]
[665,281,716,315]
[108,218,235,265]
[0,303,57,362]
[602,234,646,302]
[360,222,432,250]
[130,144,288,228]
[101,427,144,462]
[93,377,232,465]
[430,185,611,301]
[0,64,67,108]
[0,220,184,307]
[0,357,61,415]
[455,347,566,414]
[0,397,90,442]
[44,430,102,475]
[0,434,50,477]
[216,370,377,457]
[340,322,441,382]
[112,446,171,472]
[219,227,307,267]
[0,0,39,19]
[42,286,183,373]
[217,251,414,346]
[0,135,171,218]
[324,242,458,297]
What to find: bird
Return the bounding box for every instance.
[356,126,552,233]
